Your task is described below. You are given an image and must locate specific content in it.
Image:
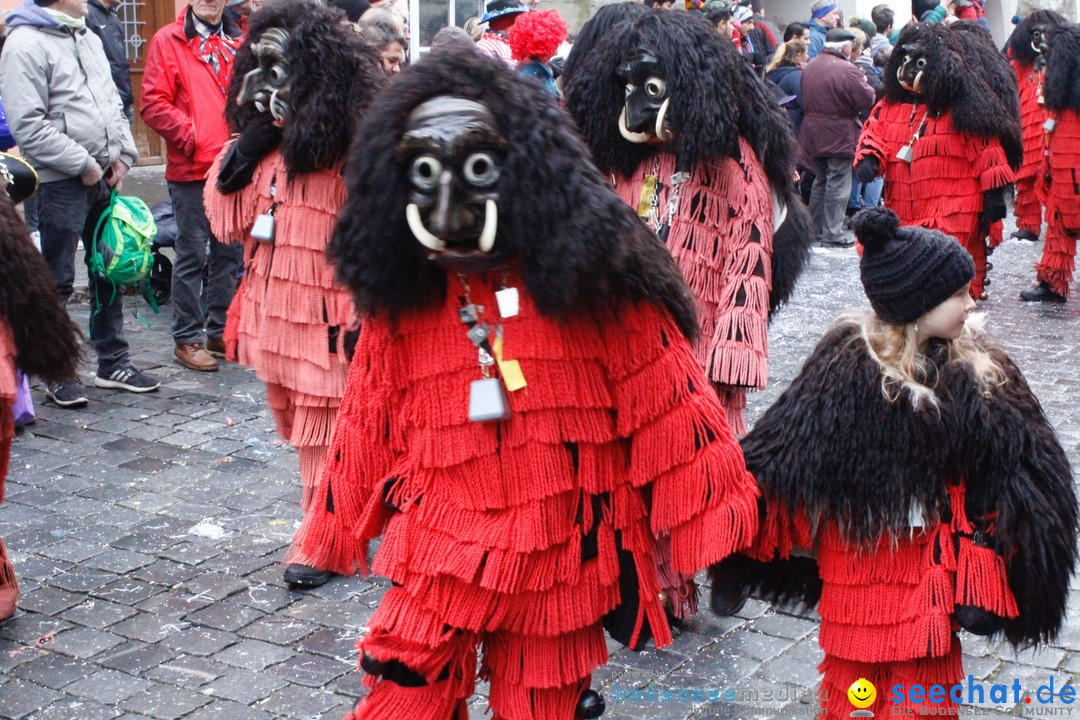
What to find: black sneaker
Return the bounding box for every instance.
[94,364,161,393]
[44,379,89,408]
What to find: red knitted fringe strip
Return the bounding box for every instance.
[0,537,18,620]
[297,444,328,514]
[1014,174,1044,235]
[955,536,1019,618]
[481,624,606,689]
[486,675,588,720]
[1035,223,1077,297]
[818,636,963,719]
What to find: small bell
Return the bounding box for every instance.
[979,291,989,301]
[985,261,993,272]
[896,144,915,163]
[576,690,606,719]
[983,278,992,288]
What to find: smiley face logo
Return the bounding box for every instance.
[848,678,877,709]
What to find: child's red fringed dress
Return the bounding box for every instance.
[612,141,775,436]
[204,146,356,561]
[856,101,1016,297]
[308,271,759,720]
[1035,109,1080,297]
[1011,59,1048,236]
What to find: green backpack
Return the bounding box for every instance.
[90,189,155,288]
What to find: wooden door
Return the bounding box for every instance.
[119,0,177,165]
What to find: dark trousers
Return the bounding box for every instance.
[167,180,242,345]
[810,155,854,245]
[37,177,128,370]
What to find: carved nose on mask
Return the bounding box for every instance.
[426,170,456,238]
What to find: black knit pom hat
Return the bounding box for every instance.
[852,207,975,325]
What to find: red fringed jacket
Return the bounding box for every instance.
[612,141,775,435]
[856,101,1016,243]
[1045,110,1080,232]
[296,271,760,645]
[1012,59,1047,184]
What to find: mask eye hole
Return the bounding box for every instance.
[644,77,666,99]
[269,65,285,84]
[915,57,926,70]
[462,152,498,187]
[410,156,442,191]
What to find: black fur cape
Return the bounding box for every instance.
[0,192,81,382]
[224,0,385,177]
[1044,23,1080,114]
[711,318,1077,648]
[1008,10,1069,68]
[561,10,811,315]
[884,22,1023,170]
[559,1,648,108]
[329,49,698,340]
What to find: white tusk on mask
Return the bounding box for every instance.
[406,203,446,252]
[770,188,788,232]
[618,107,652,143]
[478,199,497,254]
[655,98,673,143]
[913,70,924,92]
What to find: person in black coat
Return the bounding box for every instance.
[86,0,134,124]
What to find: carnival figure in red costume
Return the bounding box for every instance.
[562,10,812,436]
[203,0,385,589]
[710,208,1078,719]
[1020,22,1080,303]
[0,161,82,620]
[855,22,1022,300]
[311,49,760,720]
[1007,11,1068,242]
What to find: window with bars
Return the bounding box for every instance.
[117,0,148,63]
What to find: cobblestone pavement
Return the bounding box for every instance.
[2,175,1079,720]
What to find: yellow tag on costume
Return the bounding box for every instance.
[492,337,527,392]
[637,174,658,217]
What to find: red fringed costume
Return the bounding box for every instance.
[311,272,759,719]
[1034,110,1080,297]
[1011,58,1048,236]
[205,148,355,532]
[0,323,19,617]
[711,316,1077,719]
[613,144,774,436]
[856,102,1015,297]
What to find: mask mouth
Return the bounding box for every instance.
[406,199,498,264]
[618,99,672,144]
[618,107,652,143]
[898,68,924,93]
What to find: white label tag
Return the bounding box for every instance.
[468,378,511,423]
[495,287,520,318]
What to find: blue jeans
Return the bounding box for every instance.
[848,177,884,211]
[37,177,129,370]
[167,180,242,345]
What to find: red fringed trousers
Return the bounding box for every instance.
[1034,111,1080,298]
[347,588,602,720]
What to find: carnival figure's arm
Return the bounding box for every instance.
[977,137,1016,232]
[854,101,889,181]
[215,114,283,195]
[203,140,264,244]
[285,321,400,577]
[606,301,760,577]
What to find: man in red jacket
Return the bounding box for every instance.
[141,0,244,373]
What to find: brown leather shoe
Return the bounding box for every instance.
[206,337,226,358]
[174,342,219,372]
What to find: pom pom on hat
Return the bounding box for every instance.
[855,208,975,325]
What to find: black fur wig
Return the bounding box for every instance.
[713,319,1077,648]
[561,10,811,314]
[560,1,648,107]
[1043,23,1080,114]
[1008,10,1069,67]
[884,22,1022,169]
[224,0,385,177]
[0,193,81,382]
[329,49,698,340]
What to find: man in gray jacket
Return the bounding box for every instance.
[0,0,160,406]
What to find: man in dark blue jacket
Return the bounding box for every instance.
[86,0,134,123]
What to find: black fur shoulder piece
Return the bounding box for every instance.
[0,193,81,382]
[329,49,698,339]
[1008,10,1069,67]
[562,10,799,194]
[885,22,1022,169]
[225,0,385,177]
[1044,23,1080,114]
